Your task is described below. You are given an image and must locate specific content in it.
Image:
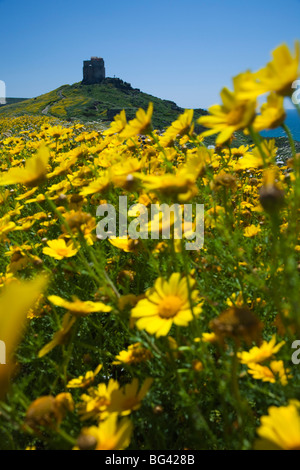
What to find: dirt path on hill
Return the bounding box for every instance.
[41,104,51,115]
[41,89,66,115]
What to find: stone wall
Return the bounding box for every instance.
[82,57,106,85]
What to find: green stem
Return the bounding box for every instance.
[230,348,253,445]
[56,428,77,447]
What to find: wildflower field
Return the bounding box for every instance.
[0,43,300,450]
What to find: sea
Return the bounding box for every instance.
[260,109,300,141]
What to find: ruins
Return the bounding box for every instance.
[82,57,106,85]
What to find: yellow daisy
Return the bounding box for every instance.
[243,225,262,237]
[77,413,133,450]
[112,343,152,365]
[42,239,78,260]
[238,335,285,364]
[197,75,256,145]
[247,360,290,386]
[0,144,50,188]
[252,92,286,132]
[238,42,300,100]
[120,103,153,138]
[48,295,112,317]
[131,273,203,337]
[255,401,300,450]
[67,365,103,389]
[107,378,153,416]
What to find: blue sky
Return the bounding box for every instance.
[0,0,299,109]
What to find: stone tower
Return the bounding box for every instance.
[82,57,105,85]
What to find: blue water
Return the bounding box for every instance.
[260,109,300,141]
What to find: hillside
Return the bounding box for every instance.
[0,97,28,107]
[0,80,298,157]
[0,78,207,130]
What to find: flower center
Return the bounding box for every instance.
[158,295,183,318]
[278,80,294,97]
[226,104,247,126]
[57,248,69,256]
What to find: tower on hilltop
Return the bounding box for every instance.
[82,57,105,85]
